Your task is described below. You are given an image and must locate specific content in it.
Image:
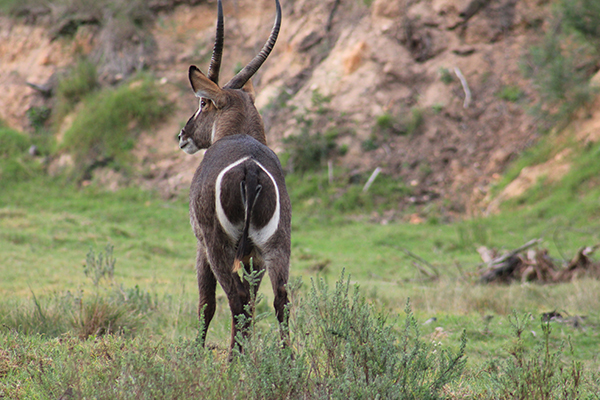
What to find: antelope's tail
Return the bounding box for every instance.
[233,164,262,272]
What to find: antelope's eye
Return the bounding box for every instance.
[200,99,207,109]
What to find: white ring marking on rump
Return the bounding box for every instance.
[215,157,249,240]
[248,159,280,247]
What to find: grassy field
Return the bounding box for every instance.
[2,119,600,399]
[1,167,599,398]
[2,0,600,396]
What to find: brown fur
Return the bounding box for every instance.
[178,62,290,357]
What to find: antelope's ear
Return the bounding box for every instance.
[189,65,227,108]
[241,79,255,103]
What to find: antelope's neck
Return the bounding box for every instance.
[215,107,267,145]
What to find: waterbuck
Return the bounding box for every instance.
[177,0,291,353]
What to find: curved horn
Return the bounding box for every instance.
[207,0,224,84]
[224,0,281,89]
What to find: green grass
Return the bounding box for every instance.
[0,168,599,398]
[496,85,525,102]
[54,57,99,123]
[60,75,172,177]
[0,127,45,187]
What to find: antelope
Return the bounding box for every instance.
[177,0,291,354]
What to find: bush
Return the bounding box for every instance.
[283,126,339,173]
[287,274,467,399]
[484,312,587,399]
[60,75,172,177]
[561,0,600,41]
[0,271,468,399]
[0,244,155,339]
[522,0,600,131]
[55,57,99,121]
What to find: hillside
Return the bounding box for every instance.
[0,0,598,216]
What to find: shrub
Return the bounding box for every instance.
[439,68,454,84]
[285,273,467,399]
[522,0,600,131]
[60,75,172,177]
[26,106,51,131]
[0,244,155,339]
[484,312,586,399]
[55,57,99,121]
[283,125,339,173]
[561,0,600,41]
[230,271,467,399]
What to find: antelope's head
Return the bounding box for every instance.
[178,0,281,154]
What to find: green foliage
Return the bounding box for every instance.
[367,108,424,153]
[0,127,45,187]
[25,106,51,131]
[405,107,424,135]
[376,112,395,131]
[55,57,99,121]
[60,75,172,177]
[0,257,155,340]
[285,169,412,216]
[439,68,454,84]
[0,272,467,399]
[262,87,293,112]
[84,243,116,286]
[310,89,332,115]
[362,137,378,151]
[282,89,341,173]
[484,312,587,399]
[522,0,600,132]
[283,128,339,173]
[289,275,467,399]
[561,0,600,41]
[233,61,243,75]
[497,85,525,102]
[431,104,444,114]
[0,127,30,158]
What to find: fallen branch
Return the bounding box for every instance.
[478,239,542,283]
[454,67,472,108]
[362,167,381,193]
[478,240,600,284]
[487,238,542,267]
[404,249,439,279]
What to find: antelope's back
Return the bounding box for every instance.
[190,134,291,249]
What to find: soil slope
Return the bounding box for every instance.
[0,0,593,215]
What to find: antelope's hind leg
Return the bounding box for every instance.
[265,251,290,344]
[205,250,253,353]
[196,248,217,346]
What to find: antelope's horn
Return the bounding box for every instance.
[207,0,224,84]
[224,0,281,89]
